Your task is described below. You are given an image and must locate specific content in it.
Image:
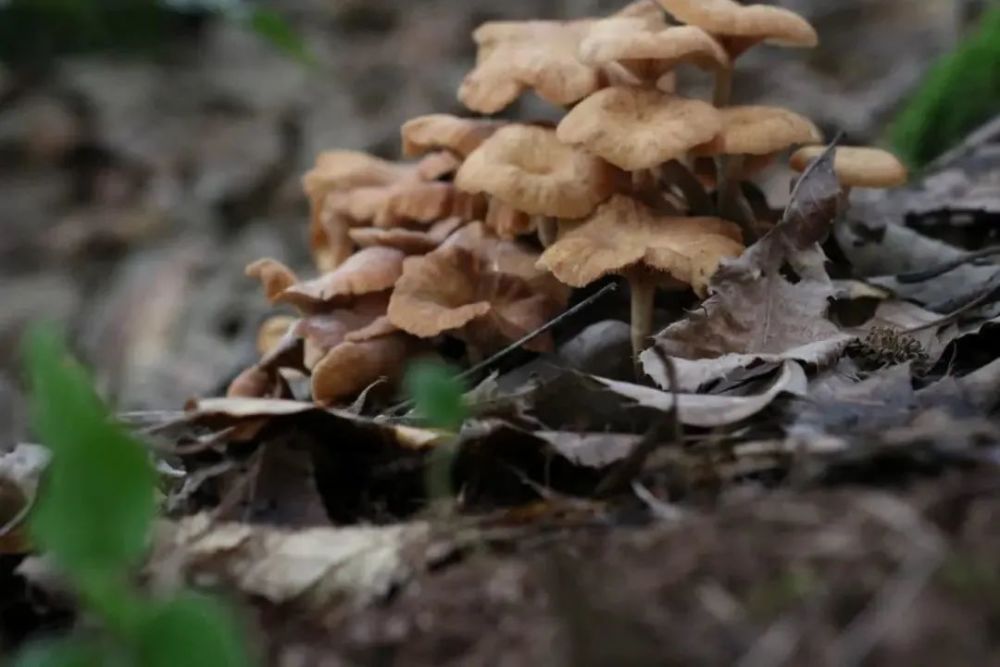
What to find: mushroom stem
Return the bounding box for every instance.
[660,160,713,215]
[716,155,756,240]
[712,66,733,108]
[627,270,656,361]
[537,217,559,247]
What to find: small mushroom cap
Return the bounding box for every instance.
[558,87,722,171]
[277,247,404,311]
[789,146,909,188]
[656,0,818,48]
[401,114,505,158]
[693,105,823,157]
[227,365,291,400]
[580,22,729,71]
[485,199,536,240]
[538,195,744,296]
[311,334,413,406]
[293,292,390,368]
[457,125,618,218]
[348,218,465,255]
[460,21,601,113]
[246,258,299,303]
[302,151,405,208]
[378,181,486,228]
[388,230,569,352]
[256,315,298,356]
[614,0,669,27]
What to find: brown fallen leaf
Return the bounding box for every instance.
[593,360,807,428]
[149,514,431,610]
[642,143,852,391]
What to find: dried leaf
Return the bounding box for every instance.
[594,360,807,428]
[642,144,850,391]
[150,515,430,610]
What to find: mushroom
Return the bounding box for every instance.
[245,258,299,303]
[557,86,721,207]
[401,114,505,159]
[456,124,620,246]
[388,223,570,357]
[311,332,414,406]
[656,0,818,96]
[459,19,602,114]
[303,151,407,270]
[275,246,405,313]
[693,105,823,233]
[789,146,909,191]
[579,19,729,88]
[538,194,744,359]
[348,218,465,255]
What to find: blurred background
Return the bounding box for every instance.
[0,0,988,443]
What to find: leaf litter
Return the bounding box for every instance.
[6,5,1000,666]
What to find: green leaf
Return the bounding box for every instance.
[890,8,1000,167]
[134,592,254,667]
[11,637,109,667]
[404,361,469,431]
[245,8,314,65]
[22,325,157,577]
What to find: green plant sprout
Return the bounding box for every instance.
[11,325,252,667]
[890,8,1000,168]
[404,360,469,507]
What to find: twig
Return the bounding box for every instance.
[895,245,1000,283]
[459,283,618,382]
[906,279,1000,333]
[386,283,618,417]
[923,113,1000,173]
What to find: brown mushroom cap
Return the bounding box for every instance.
[256,315,298,356]
[580,21,729,71]
[277,247,404,311]
[311,334,413,406]
[538,194,744,296]
[457,125,618,218]
[558,87,722,172]
[485,199,536,240]
[401,114,505,159]
[693,105,823,157]
[460,20,601,113]
[227,365,291,400]
[302,151,405,210]
[656,0,818,48]
[246,258,299,303]
[388,230,569,353]
[348,218,464,255]
[789,146,909,188]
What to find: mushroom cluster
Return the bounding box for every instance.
[232,0,909,405]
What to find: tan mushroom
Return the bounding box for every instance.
[558,87,721,172]
[245,258,298,303]
[348,218,465,255]
[311,333,414,406]
[388,224,570,356]
[457,124,620,245]
[695,105,823,231]
[276,246,405,312]
[538,194,744,358]
[656,0,818,55]
[459,20,601,114]
[789,146,908,189]
[402,114,505,159]
[579,20,729,85]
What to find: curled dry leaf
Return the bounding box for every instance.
[641,144,852,390]
[557,87,722,171]
[593,359,808,427]
[150,514,432,610]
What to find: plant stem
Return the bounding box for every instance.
[627,270,656,361]
[537,217,558,247]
